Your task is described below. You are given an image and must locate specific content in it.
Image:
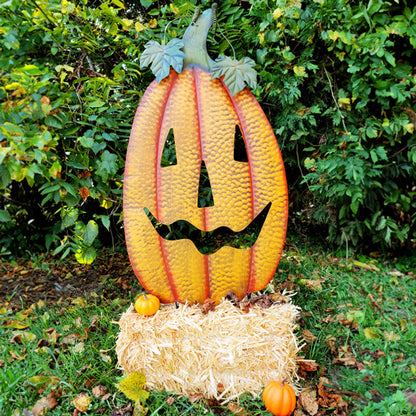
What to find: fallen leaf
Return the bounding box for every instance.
[301,278,324,290]
[302,330,317,343]
[332,345,364,369]
[9,348,26,361]
[11,331,36,344]
[72,297,87,307]
[298,389,318,415]
[72,392,92,413]
[2,319,29,329]
[73,342,85,354]
[383,330,400,341]
[100,350,112,363]
[116,372,149,404]
[27,375,60,389]
[61,333,78,345]
[110,403,133,416]
[353,260,380,272]
[32,391,59,416]
[317,378,349,412]
[133,401,148,416]
[363,328,379,340]
[92,385,108,398]
[298,359,320,373]
[227,402,247,415]
[166,396,175,406]
[199,298,216,314]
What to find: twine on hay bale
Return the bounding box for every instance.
[116,295,300,403]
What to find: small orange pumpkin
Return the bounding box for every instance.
[134,294,160,316]
[262,380,296,416]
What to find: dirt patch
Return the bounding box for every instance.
[0,251,141,310]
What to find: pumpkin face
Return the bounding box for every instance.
[262,380,296,416]
[134,294,160,316]
[123,65,288,305]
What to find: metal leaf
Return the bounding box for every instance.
[211,55,257,96]
[140,38,184,83]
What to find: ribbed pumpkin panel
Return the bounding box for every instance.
[227,87,288,294]
[123,74,178,303]
[157,69,209,303]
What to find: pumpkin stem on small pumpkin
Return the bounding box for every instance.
[281,378,287,386]
[182,5,216,70]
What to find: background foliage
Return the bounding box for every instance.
[1,0,415,262]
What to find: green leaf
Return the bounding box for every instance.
[95,150,118,182]
[101,215,110,231]
[83,220,99,246]
[0,147,11,165]
[62,208,78,229]
[140,38,184,83]
[66,161,89,170]
[116,372,149,404]
[0,209,11,222]
[140,0,153,8]
[1,122,24,136]
[211,55,257,96]
[75,247,96,264]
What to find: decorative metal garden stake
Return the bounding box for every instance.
[123,6,288,304]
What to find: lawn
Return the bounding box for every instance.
[1,240,415,415]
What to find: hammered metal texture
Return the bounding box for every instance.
[124,67,288,304]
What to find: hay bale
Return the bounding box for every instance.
[116,297,300,403]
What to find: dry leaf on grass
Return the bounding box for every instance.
[116,372,149,404]
[298,359,320,377]
[301,330,317,343]
[72,392,92,412]
[227,402,248,415]
[92,385,108,398]
[110,403,133,416]
[32,391,59,416]
[298,389,318,415]
[332,345,365,369]
[317,377,349,413]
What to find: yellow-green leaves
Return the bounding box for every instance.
[117,372,149,415]
[117,372,149,403]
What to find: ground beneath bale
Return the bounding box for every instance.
[0,251,141,310]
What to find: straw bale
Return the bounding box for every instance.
[116,297,300,403]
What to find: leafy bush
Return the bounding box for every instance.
[1,0,415,261]
[247,0,416,252]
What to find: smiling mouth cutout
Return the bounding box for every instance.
[144,202,271,255]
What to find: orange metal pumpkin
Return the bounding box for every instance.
[123,7,288,304]
[262,380,296,416]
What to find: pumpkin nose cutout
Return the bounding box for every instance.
[198,160,214,207]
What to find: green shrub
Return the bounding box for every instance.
[1,0,415,261]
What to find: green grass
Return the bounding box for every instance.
[1,241,416,415]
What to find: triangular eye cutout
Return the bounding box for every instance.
[198,160,214,208]
[234,124,248,162]
[160,128,177,167]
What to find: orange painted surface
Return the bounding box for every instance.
[123,67,288,304]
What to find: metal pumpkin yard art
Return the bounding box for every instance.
[123,5,288,305]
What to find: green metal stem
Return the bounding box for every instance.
[182,7,216,70]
